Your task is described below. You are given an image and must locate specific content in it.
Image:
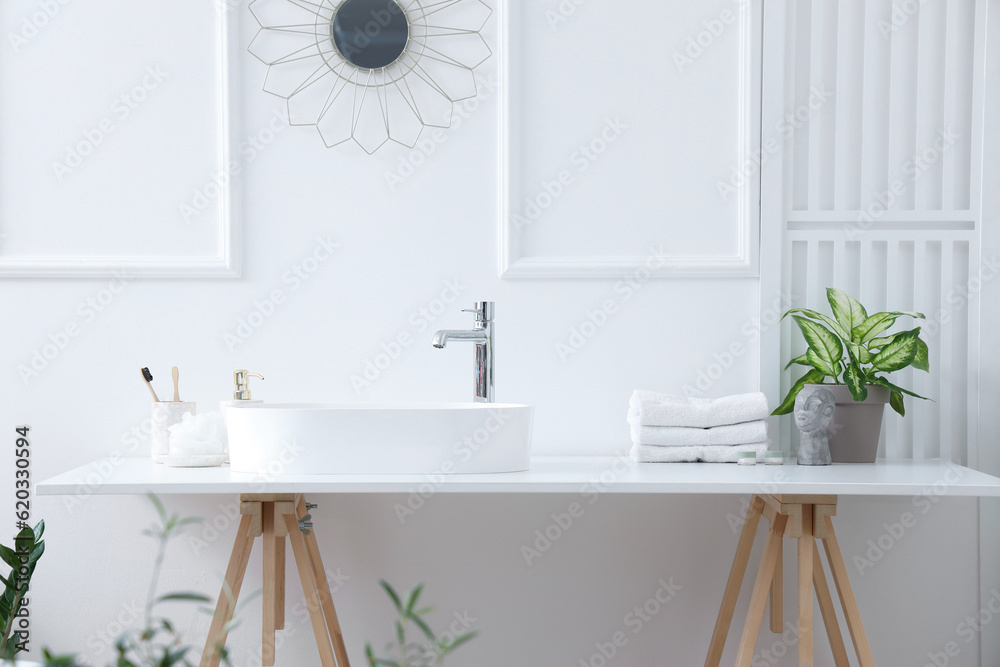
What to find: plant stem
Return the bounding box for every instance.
[142,525,169,664]
[0,581,27,656]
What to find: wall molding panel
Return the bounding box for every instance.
[0,3,241,278]
[498,0,762,279]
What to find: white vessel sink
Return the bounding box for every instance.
[227,403,533,475]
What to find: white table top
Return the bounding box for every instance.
[34,456,1000,497]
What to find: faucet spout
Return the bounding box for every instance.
[433,330,487,348]
[432,302,495,402]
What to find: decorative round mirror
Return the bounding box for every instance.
[249,0,494,154]
[331,0,409,70]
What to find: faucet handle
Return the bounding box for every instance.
[462,301,494,322]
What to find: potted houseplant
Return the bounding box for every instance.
[773,288,930,462]
[1,521,44,667]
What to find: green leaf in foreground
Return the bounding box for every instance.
[781,308,852,341]
[772,369,825,416]
[912,336,930,372]
[827,287,868,336]
[889,390,905,416]
[871,328,920,372]
[793,316,843,366]
[843,364,868,401]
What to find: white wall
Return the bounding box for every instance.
[0,0,991,665]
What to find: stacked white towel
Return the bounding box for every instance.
[628,391,770,463]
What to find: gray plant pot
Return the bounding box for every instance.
[804,384,890,463]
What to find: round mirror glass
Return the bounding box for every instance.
[332,0,409,69]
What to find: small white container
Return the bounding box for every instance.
[151,401,196,463]
[737,451,757,466]
[765,451,785,465]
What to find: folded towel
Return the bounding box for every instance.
[628,391,769,428]
[630,420,768,447]
[630,441,769,463]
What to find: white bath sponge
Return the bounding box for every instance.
[168,411,228,456]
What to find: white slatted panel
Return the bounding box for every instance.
[769,0,986,464]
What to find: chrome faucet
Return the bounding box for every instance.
[432,301,494,403]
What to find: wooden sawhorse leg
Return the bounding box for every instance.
[705,495,875,667]
[200,494,351,667]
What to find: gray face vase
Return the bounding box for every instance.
[795,386,836,466]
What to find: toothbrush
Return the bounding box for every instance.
[171,366,180,402]
[141,367,160,402]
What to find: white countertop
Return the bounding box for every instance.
[34,456,1000,497]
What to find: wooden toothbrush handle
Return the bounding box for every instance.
[172,366,180,402]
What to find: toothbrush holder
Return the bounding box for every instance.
[151,401,196,463]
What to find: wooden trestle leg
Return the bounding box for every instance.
[200,494,351,667]
[705,495,876,667]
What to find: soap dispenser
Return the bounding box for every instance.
[221,370,264,414]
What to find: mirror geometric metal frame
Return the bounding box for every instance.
[248,0,493,154]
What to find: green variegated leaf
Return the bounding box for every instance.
[872,328,920,372]
[913,336,930,372]
[855,344,871,364]
[852,311,925,343]
[781,308,852,341]
[793,316,843,366]
[827,288,868,337]
[889,390,905,416]
[772,369,826,415]
[784,353,810,370]
[843,364,868,401]
[869,375,931,400]
[806,349,839,377]
[846,342,871,365]
[867,334,898,351]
